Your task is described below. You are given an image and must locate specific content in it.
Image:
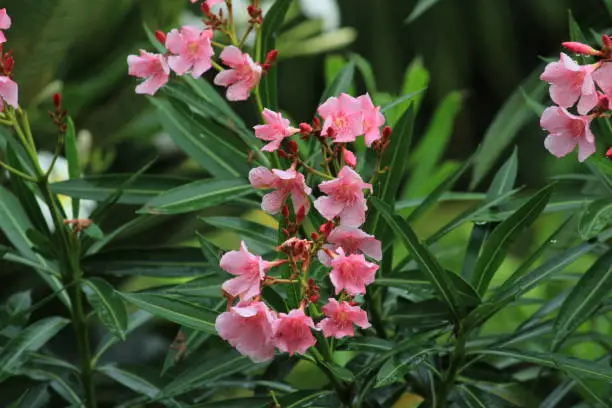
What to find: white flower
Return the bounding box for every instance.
[37,151,97,231]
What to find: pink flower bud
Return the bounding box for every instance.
[299,122,313,135]
[562,41,602,56]
[603,35,612,50]
[606,147,612,160]
[154,30,167,45]
[342,147,357,168]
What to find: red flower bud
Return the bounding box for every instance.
[603,35,612,50]
[606,147,612,160]
[309,294,319,303]
[319,221,333,237]
[154,30,167,45]
[265,49,278,66]
[2,55,14,75]
[296,206,306,224]
[288,140,299,154]
[312,117,321,129]
[201,2,211,15]
[562,41,602,56]
[349,301,360,307]
[299,122,313,135]
[53,93,62,110]
[310,232,319,240]
[382,126,392,141]
[277,149,289,158]
[326,127,335,139]
[282,204,290,219]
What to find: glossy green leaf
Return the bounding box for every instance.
[139,178,251,215]
[405,0,444,23]
[51,175,194,205]
[259,0,293,110]
[192,397,272,408]
[98,364,161,398]
[383,58,429,125]
[457,385,517,408]
[93,310,153,365]
[119,292,217,334]
[486,147,518,201]
[17,366,83,406]
[578,199,612,240]
[276,390,336,408]
[9,384,50,408]
[84,247,210,277]
[319,59,355,103]
[376,353,427,388]
[552,249,612,349]
[200,216,277,253]
[471,184,554,295]
[82,278,128,341]
[468,348,612,381]
[0,317,68,380]
[371,198,462,320]
[471,66,547,188]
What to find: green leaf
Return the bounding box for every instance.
[139,178,252,215]
[17,366,83,406]
[405,0,444,23]
[64,117,81,220]
[578,199,612,240]
[352,53,377,94]
[276,390,336,408]
[468,348,612,381]
[51,175,194,205]
[457,385,517,408]
[94,310,153,364]
[319,59,355,103]
[192,397,272,408]
[319,361,355,383]
[370,197,462,320]
[200,216,277,253]
[471,184,554,296]
[0,317,68,380]
[119,292,218,334]
[552,249,612,349]
[259,0,293,110]
[404,91,464,198]
[98,364,161,398]
[83,222,104,241]
[82,278,128,341]
[376,353,427,388]
[471,66,547,188]
[486,147,518,202]
[84,247,210,277]
[9,384,50,408]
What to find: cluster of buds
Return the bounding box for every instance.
[0,9,17,111]
[540,35,612,162]
[48,93,68,133]
[247,3,263,25]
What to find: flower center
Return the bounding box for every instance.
[187,42,200,57]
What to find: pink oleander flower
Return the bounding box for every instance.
[342,147,357,168]
[215,301,277,362]
[0,9,10,44]
[214,46,262,101]
[318,226,382,266]
[165,26,214,78]
[254,109,299,152]
[0,76,18,110]
[329,248,378,295]
[317,298,371,339]
[358,93,385,146]
[249,166,312,215]
[220,241,270,301]
[273,309,316,355]
[540,53,598,115]
[318,93,363,142]
[314,166,372,227]
[540,106,595,162]
[127,50,170,95]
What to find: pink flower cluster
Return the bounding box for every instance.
[215,92,389,362]
[540,38,612,162]
[0,9,18,111]
[127,2,268,99]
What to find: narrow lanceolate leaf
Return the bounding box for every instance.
[64,117,81,219]
[371,198,461,320]
[0,317,68,380]
[319,59,355,103]
[468,348,612,381]
[471,66,547,188]
[276,390,336,408]
[486,147,518,202]
[578,199,612,240]
[119,292,218,334]
[139,178,251,215]
[472,184,554,296]
[51,175,194,205]
[200,216,277,253]
[259,0,293,110]
[82,278,128,341]
[552,249,612,349]
[9,384,50,408]
[98,364,161,398]
[405,0,444,23]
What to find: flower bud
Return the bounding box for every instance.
[299,122,313,136]
[312,117,321,130]
[603,35,612,50]
[562,41,602,56]
[606,147,612,160]
[326,127,335,139]
[53,93,62,110]
[277,149,289,158]
[296,206,306,224]
[265,49,278,66]
[382,126,392,141]
[2,55,14,75]
[154,30,167,45]
[319,221,333,237]
[342,147,357,168]
[310,232,319,240]
[288,140,299,154]
[282,204,290,219]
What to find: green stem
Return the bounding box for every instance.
[0,159,37,182]
[436,328,467,408]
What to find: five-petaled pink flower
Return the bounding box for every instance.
[329,248,378,295]
[249,166,312,215]
[0,9,11,44]
[317,298,371,339]
[319,226,382,266]
[0,76,18,110]
[318,93,363,142]
[540,53,598,115]
[127,50,170,95]
[254,109,299,152]
[540,106,595,162]
[214,46,262,101]
[272,309,317,355]
[215,301,277,362]
[165,26,214,78]
[358,94,385,146]
[220,241,271,301]
[314,166,372,227]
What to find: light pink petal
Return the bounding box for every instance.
[0,77,18,108]
[168,55,192,76]
[549,83,579,108]
[317,96,339,118]
[273,169,297,180]
[254,124,280,141]
[577,135,596,162]
[314,196,344,221]
[192,58,212,78]
[214,69,239,86]
[338,93,362,114]
[262,190,288,214]
[351,308,371,329]
[222,275,261,300]
[361,238,382,261]
[290,188,310,215]
[577,90,598,115]
[560,52,581,71]
[0,31,6,44]
[249,166,277,189]
[593,63,612,94]
[226,81,252,101]
[135,74,167,95]
[232,305,258,317]
[165,29,183,54]
[219,45,245,68]
[220,248,252,276]
[544,133,577,159]
[540,106,572,133]
[0,9,11,30]
[364,128,382,147]
[261,139,282,152]
[339,203,367,228]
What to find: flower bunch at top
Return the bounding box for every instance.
[540,37,612,162]
[127,0,274,100]
[214,92,390,362]
[0,8,18,111]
